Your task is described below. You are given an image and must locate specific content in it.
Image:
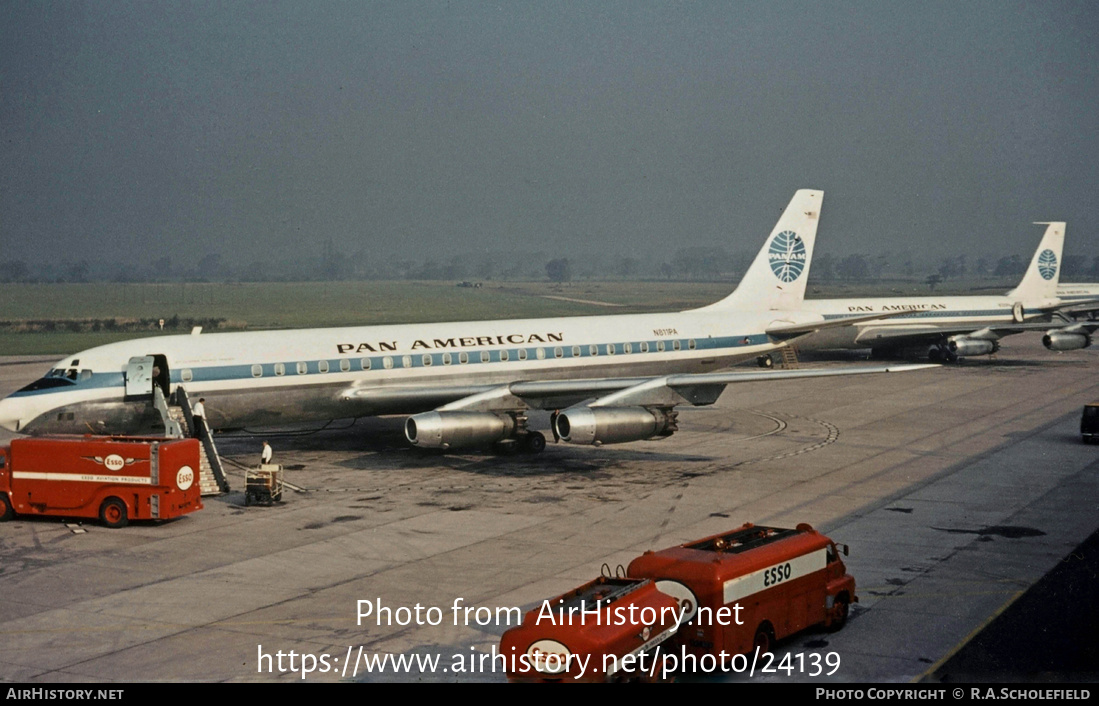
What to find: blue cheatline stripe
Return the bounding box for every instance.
[9,334,774,398]
[821,309,1019,321]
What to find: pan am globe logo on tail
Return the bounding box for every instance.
[1038,249,1058,280]
[768,230,807,282]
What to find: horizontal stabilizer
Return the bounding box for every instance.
[765,310,925,340]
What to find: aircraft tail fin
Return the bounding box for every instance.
[697,189,822,312]
[1007,222,1065,300]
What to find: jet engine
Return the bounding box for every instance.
[555,407,677,445]
[1042,331,1092,351]
[946,337,999,357]
[405,411,516,449]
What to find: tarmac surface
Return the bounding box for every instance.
[0,337,1096,683]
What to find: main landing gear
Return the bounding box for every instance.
[491,431,547,455]
[927,344,958,363]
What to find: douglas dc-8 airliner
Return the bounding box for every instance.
[0,190,931,453]
[783,222,1093,361]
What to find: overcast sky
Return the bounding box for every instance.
[2,1,1097,268]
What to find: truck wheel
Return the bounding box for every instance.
[827,594,850,632]
[99,498,129,528]
[753,623,775,655]
[0,494,12,522]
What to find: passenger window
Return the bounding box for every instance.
[422,354,432,367]
[480,351,490,363]
[443,352,452,365]
[459,352,469,364]
[252,364,263,378]
[673,340,681,351]
[640,342,649,353]
[79,369,93,380]
[383,357,393,369]
[572,346,581,357]
[275,363,286,376]
[589,344,598,356]
[554,347,563,359]
[688,339,697,350]
[402,355,412,368]
[361,358,372,371]
[623,342,632,354]
[518,349,528,361]
[606,343,616,355]
[340,359,351,372]
[501,350,509,362]
[536,348,546,360]
[318,360,330,374]
[657,341,665,352]
[297,362,308,375]
[182,369,193,382]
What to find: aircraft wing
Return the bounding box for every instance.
[343,364,937,414]
[851,323,1056,347]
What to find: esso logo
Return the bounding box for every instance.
[104,454,126,471]
[177,466,195,491]
[656,580,698,623]
[527,639,571,675]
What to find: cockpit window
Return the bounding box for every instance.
[18,377,76,392]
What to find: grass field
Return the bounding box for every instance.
[0,277,1030,355]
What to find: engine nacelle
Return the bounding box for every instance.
[947,337,999,357]
[555,407,677,445]
[1043,331,1092,351]
[405,411,515,449]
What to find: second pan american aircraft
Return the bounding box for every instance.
[0,190,932,453]
[784,222,1092,362]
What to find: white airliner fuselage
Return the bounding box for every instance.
[15,189,931,448]
[0,307,788,435]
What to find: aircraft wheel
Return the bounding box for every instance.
[0,493,13,522]
[99,498,129,529]
[757,355,774,369]
[927,347,942,362]
[523,431,547,454]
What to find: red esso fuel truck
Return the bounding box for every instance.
[0,436,203,528]
[628,522,856,656]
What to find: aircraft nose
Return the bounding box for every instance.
[0,395,27,433]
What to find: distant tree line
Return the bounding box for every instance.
[0,317,228,333]
[2,249,1097,285]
